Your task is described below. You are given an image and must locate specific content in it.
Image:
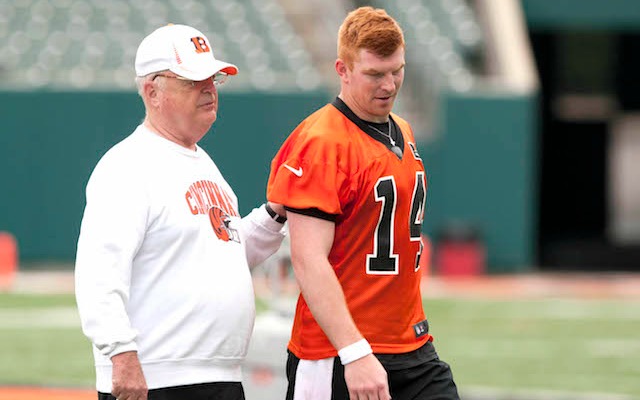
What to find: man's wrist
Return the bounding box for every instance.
[265,203,287,223]
[338,338,372,365]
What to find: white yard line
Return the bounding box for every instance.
[441,299,640,320]
[0,307,80,328]
[463,386,637,400]
[445,337,640,360]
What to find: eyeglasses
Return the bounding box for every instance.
[153,71,228,87]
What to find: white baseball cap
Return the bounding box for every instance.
[135,24,238,81]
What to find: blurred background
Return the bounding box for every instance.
[0,0,639,399]
[2,0,640,273]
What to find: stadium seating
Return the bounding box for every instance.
[0,0,323,91]
[0,0,483,95]
[368,0,483,93]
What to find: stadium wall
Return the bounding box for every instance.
[1,90,536,272]
[421,91,538,272]
[0,91,330,261]
[522,0,640,30]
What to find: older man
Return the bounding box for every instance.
[75,24,287,400]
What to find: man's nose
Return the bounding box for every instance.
[201,77,216,92]
[380,73,396,92]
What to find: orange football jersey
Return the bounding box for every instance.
[267,99,432,360]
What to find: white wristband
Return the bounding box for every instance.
[338,339,373,365]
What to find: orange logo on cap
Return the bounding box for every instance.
[190,37,210,53]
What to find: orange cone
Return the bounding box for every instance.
[0,231,18,291]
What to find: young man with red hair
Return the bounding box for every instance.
[268,6,460,400]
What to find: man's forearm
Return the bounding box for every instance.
[294,258,363,351]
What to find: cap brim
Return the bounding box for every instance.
[172,60,238,81]
[219,64,239,76]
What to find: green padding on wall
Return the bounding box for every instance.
[0,91,329,262]
[420,91,538,272]
[522,0,640,30]
[0,89,536,271]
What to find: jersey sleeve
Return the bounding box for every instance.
[267,129,348,216]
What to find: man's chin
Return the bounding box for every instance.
[200,112,217,128]
[375,104,394,117]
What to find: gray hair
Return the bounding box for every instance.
[134,76,146,96]
[135,71,168,97]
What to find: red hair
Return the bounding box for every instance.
[337,6,405,69]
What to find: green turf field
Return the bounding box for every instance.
[0,293,638,398]
[0,294,93,387]
[424,297,640,397]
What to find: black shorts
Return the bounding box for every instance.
[286,341,459,400]
[98,381,244,400]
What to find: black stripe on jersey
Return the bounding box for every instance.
[285,206,338,222]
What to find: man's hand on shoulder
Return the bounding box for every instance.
[267,201,286,218]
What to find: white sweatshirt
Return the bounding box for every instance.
[75,125,285,392]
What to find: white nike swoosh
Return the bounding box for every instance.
[283,164,303,177]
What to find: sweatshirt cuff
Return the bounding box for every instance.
[105,341,138,359]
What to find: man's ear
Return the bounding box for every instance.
[145,79,160,107]
[335,59,348,82]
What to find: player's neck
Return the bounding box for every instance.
[337,94,388,124]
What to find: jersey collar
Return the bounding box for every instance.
[331,97,404,160]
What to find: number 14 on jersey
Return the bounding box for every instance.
[366,172,426,274]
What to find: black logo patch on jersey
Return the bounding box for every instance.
[413,319,429,338]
